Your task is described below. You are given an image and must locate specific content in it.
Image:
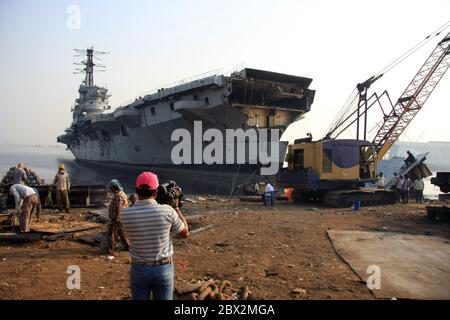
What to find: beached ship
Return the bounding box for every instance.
[58,48,315,190]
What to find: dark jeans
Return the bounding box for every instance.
[395,188,402,203]
[415,190,424,203]
[130,262,174,300]
[264,191,275,206]
[401,190,410,203]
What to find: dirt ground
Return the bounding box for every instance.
[0,197,449,300]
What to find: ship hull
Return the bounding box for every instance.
[73,158,263,195]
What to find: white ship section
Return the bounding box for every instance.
[58,68,315,171]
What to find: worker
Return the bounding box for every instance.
[105,179,129,255]
[14,162,27,185]
[53,164,71,213]
[264,180,275,206]
[413,177,425,204]
[404,151,416,167]
[9,184,40,232]
[389,172,399,190]
[376,172,386,189]
[401,174,411,204]
[120,172,189,300]
[254,182,260,195]
[26,168,42,186]
[395,174,404,203]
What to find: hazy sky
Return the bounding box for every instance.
[0,0,449,146]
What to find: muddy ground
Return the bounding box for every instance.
[0,197,449,300]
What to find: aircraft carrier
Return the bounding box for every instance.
[58,48,315,192]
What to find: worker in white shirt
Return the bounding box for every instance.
[264,179,275,206]
[254,182,260,195]
[389,173,399,190]
[9,184,40,232]
[413,177,425,204]
[376,172,387,189]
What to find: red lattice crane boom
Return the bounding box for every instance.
[373,32,450,161]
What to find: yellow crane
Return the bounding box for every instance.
[277,28,450,207]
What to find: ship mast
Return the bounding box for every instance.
[85,48,94,86]
[73,47,109,86]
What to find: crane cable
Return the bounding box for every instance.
[325,21,450,139]
[325,89,358,137]
[374,21,450,78]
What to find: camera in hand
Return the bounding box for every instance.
[156,180,183,208]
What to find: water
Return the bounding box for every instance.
[0,144,239,195]
[0,144,74,184]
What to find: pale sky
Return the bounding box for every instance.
[0,0,449,145]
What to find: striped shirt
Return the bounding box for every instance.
[120,199,185,263]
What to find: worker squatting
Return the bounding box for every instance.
[170,121,281,175]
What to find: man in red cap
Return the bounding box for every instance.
[120,171,189,300]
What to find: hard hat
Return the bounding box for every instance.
[59,164,65,170]
[107,179,123,191]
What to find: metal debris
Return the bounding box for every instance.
[176,279,252,300]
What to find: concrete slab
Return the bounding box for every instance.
[327,230,450,299]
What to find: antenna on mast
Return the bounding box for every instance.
[73,47,109,86]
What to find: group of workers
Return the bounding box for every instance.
[391,173,425,204]
[6,166,187,300]
[376,171,425,204]
[1,162,42,187]
[6,163,71,232]
[104,172,189,300]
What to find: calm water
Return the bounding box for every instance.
[0,144,237,195]
[0,144,444,198]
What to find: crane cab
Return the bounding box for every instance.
[278,139,377,192]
